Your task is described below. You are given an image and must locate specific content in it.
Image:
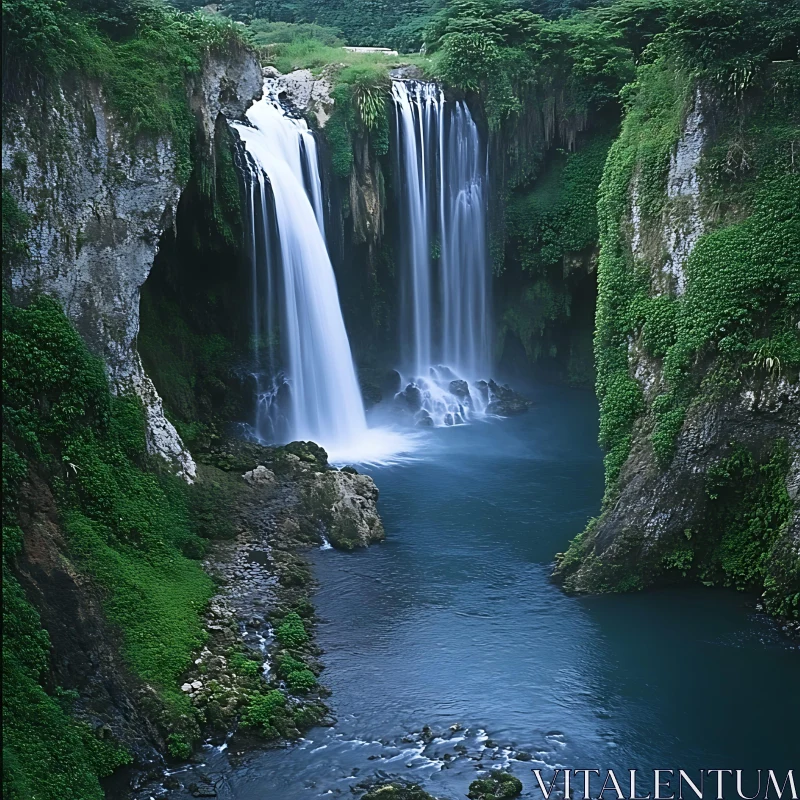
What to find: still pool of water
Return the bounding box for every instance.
[175,386,798,799]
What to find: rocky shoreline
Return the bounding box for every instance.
[120,438,385,799]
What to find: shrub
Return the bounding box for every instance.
[285,668,317,692]
[275,612,309,648]
[240,690,287,738]
[166,732,192,759]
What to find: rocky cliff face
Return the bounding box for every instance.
[2,49,262,480]
[555,75,800,621]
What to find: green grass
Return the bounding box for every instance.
[249,23,430,76]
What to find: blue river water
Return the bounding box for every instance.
[167,386,798,799]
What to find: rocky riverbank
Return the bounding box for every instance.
[120,438,385,799]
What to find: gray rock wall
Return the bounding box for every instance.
[3,49,262,479]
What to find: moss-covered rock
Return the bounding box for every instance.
[468,771,524,800]
[361,783,439,800]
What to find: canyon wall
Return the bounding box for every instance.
[2,49,262,479]
[555,67,800,621]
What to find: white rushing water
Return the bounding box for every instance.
[391,80,492,426]
[234,83,412,463]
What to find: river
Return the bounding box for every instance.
[169,385,798,799]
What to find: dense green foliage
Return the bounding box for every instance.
[2,295,216,797]
[594,54,799,492]
[702,442,795,612]
[506,133,612,275]
[3,0,247,177]
[275,611,310,647]
[498,130,611,382]
[558,0,800,615]
[2,545,132,800]
[426,0,635,129]
[326,63,392,176]
[188,0,598,48]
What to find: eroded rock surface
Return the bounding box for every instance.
[2,49,262,479]
[303,469,385,550]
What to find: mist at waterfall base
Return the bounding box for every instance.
[233,85,413,465]
[161,387,798,800]
[390,80,493,428]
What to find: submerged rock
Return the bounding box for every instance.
[360,783,439,800]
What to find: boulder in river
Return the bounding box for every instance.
[449,379,470,400]
[302,469,385,550]
[486,380,532,416]
[467,771,523,799]
[415,409,434,427]
[360,783,439,800]
[396,383,423,412]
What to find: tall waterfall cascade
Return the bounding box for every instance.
[233,82,410,463]
[392,80,492,427]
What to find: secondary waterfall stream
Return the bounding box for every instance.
[233,84,409,463]
[391,80,491,425]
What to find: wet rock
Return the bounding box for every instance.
[449,379,470,400]
[468,771,523,799]
[396,383,423,412]
[360,783,439,800]
[513,750,533,761]
[266,67,336,128]
[188,781,217,798]
[415,410,434,427]
[486,380,532,416]
[242,465,278,490]
[302,470,385,550]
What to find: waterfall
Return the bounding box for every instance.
[391,80,492,426]
[233,83,411,462]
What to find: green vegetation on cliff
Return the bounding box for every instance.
[499,131,613,380]
[3,0,248,176]
[2,295,217,798]
[557,0,800,617]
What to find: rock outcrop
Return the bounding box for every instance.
[554,79,800,619]
[2,48,262,479]
[265,65,336,128]
[486,380,533,416]
[302,469,385,550]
